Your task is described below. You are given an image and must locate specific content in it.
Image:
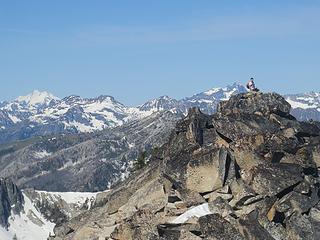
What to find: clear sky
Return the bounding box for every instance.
[0,0,319,105]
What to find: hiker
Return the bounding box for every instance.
[246,78,259,92]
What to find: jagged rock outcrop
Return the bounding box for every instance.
[218,92,291,117]
[0,178,24,228]
[49,92,320,240]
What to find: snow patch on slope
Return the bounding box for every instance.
[0,193,55,240]
[170,203,212,224]
[64,120,105,132]
[36,191,100,210]
[204,88,221,96]
[0,190,107,240]
[221,87,239,100]
[8,114,21,124]
[34,150,52,159]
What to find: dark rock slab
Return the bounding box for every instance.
[237,211,275,240]
[244,163,303,196]
[198,214,244,240]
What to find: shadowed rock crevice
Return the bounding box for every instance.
[271,152,285,163]
[216,130,233,143]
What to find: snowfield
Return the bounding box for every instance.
[0,190,105,240]
[36,191,100,210]
[0,193,55,240]
[33,150,52,159]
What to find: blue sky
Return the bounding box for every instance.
[0,1,319,105]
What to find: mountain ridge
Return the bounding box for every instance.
[1,91,320,239]
[0,83,320,144]
[47,91,320,240]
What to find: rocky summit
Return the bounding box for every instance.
[45,92,320,239]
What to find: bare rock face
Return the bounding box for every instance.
[0,178,24,228]
[217,92,291,117]
[244,163,303,196]
[49,92,320,240]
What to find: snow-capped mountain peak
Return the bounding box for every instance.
[284,92,320,120]
[138,95,179,112]
[180,82,247,114]
[15,90,60,106]
[203,87,222,96]
[285,92,320,110]
[192,82,246,99]
[1,84,320,143]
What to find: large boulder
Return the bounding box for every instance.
[242,163,303,196]
[217,92,291,117]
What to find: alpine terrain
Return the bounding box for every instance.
[44,91,320,240]
[0,178,105,240]
[0,111,182,192]
[0,88,320,239]
[1,84,320,144]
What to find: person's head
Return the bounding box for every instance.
[250,77,254,81]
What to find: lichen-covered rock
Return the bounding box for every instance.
[229,179,256,209]
[286,213,315,240]
[309,203,320,240]
[198,214,244,240]
[237,211,275,240]
[243,163,303,196]
[184,148,224,193]
[111,208,161,240]
[208,197,234,220]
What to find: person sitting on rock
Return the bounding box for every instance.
[246,78,259,92]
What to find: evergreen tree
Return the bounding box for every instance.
[151,147,160,157]
[134,151,146,170]
[12,234,17,240]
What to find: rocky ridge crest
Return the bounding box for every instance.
[50,92,320,240]
[1,85,320,145]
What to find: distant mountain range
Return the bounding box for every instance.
[1,89,320,239]
[0,83,319,144]
[285,92,320,121]
[0,110,181,192]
